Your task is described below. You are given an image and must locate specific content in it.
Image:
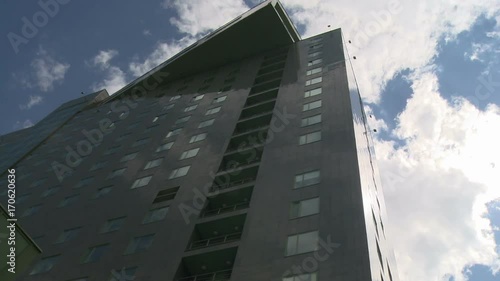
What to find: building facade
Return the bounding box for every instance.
[0,1,400,281]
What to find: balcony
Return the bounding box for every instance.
[261,54,287,67]
[257,61,286,76]
[176,247,237,281]
[244,88,279,107]
[210,166,258,193]
[232,124,270,137]
[187,232,242,250]
[226,129,268,152]
[201,202,249,218]
[218,147,263,172]
[201,186,253,218]
[239,100,275,120]
[178,270,232,281]
[254,69,284,85]
[186,214,246,251]
[249,79,281,95]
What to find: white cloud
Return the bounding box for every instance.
[128,37,196,77]
[13,119,34,130]
[30,47,70,92]
[128,0,249,78]
[90,49,119,70]
[88,50,127,95]
[281,0,500,103]
[162,0,248,36]
[375,70,500,281]
[19,95,43,110]
[143,29,152,36]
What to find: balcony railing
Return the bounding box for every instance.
[177,269,232,281]
[201,202,250,218]
[187,232,242,250]
[218,157,261,172]
[209,177,255,193]
[238,110,273,122]
[232,124,269,136]
[225,141,266,153]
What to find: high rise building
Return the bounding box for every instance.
[0,1,400,281]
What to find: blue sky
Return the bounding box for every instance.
[1,1,500,281]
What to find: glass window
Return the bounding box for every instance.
[132,138,150,147]
[166,128,182,138]
[124,234,155,254]
[58,194,79,208]
[205,107,221,115]
[82,244,109,263]
[198,119,215,128]
[301,114,322,127]
[213,96,227,104]
[162,104,174,111]
[106,167,126,179]
[75,176,94,188]
[307,58,322,66]
[105,145,122,155]
[22,204,41,217]
[184,105,198,112]
[55,227,81,244]
[30,255,60,275]
[305,77,322,86]
[285,230,319,256]
[155,142,174,152]
[175,115,191,125]
[179,148,200,160]
[308,51,322,58]
[309,43,322,49]
[120,152,138,162]
[192,94,204,101]
[303,100,322,111]
[169,95,180,101]
[144,158,163,170]
[101,217,126,233]
[169,166,190,179]
[283,272,317,281]
[294,170,320,189]
[290,197,320,219]
[310,36,323,43]
[142,206,169,224]
[131,175,152,189]
[304,87,322,98]
[41,186,59,198]
[94,186,113,199]
[189,133,207,143]
[299,131,322,145]
[306,67,322,76]
[89,160,107,171]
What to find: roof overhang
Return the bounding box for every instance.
[105,0,300,103]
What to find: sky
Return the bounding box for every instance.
[1,0,500,280]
